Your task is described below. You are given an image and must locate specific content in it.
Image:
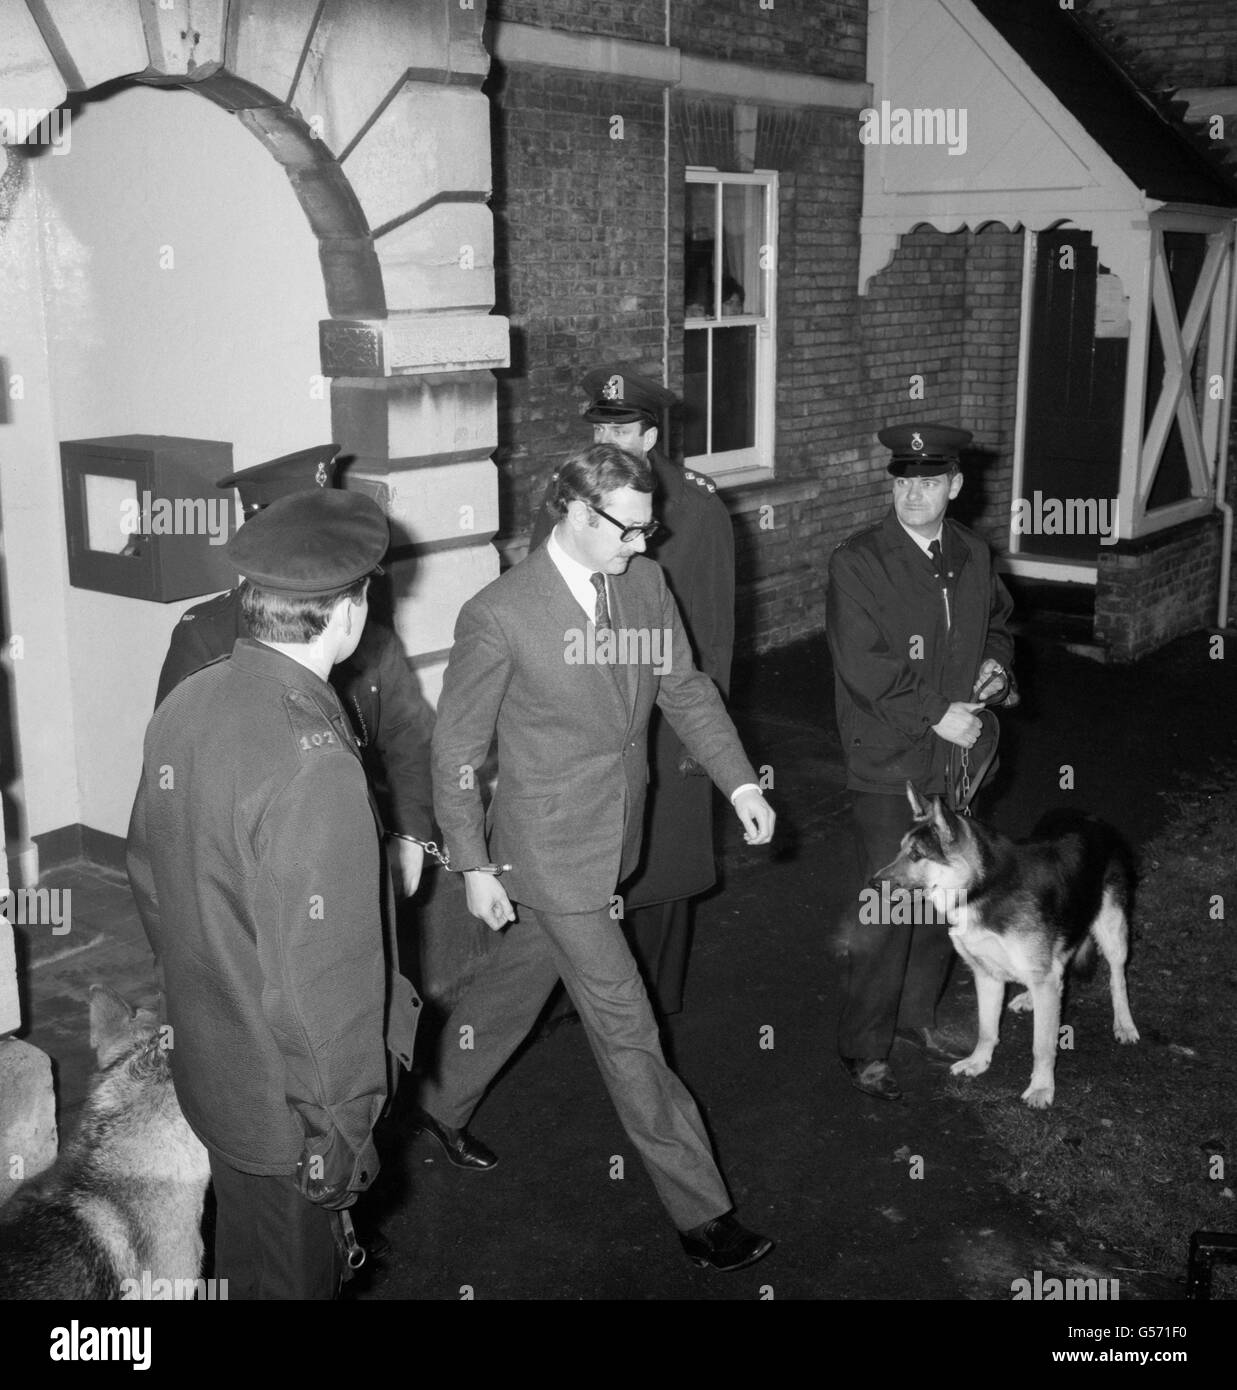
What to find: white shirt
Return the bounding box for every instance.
[546,525,759,809]
[546,526,609,622]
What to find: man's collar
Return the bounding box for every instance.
[230,637,340,701]
[894,514,944,556]
[547,524,594,580]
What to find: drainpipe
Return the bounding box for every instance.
[1216,223,1237,630]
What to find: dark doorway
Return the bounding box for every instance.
[1020,229,1127,560]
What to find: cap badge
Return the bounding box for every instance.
[911,431,924,452]
[603,374,623,401]
[315,462,328,486]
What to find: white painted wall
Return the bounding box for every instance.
[0,83,330,848]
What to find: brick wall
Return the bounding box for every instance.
[672,0,867,81]
[488,64,666,533]
[1092,0,1237,88]
[491,0,663,44]
[1094,512,1223,660]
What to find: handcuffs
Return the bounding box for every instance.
[387,832,510,875]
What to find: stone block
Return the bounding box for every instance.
[331,374,497,459]
[347,457,499,549]
[375,203,495,313]
[135,0,226,79]
[0,0,66,113]
[225,0,321,105]
[0,1038,57,1209]
[342,83,490,235]
[26,0,148,92]
[385,543,500,657]
[292,0,473,158]
[320,313,509,377]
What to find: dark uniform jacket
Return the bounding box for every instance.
[155,589,434,841]
[432,548,754,916]
[127,640,420,1183]
[826,510,1014,795]
[529,449,735,905]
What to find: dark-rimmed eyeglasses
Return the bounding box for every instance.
[590,504,661,544]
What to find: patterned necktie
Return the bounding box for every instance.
[590,572,612,631]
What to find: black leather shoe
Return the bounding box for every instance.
[680,1213,774,1272]
[894,1025,973,1063]
[413,1111,498,1171]
[840,1056,903,1101]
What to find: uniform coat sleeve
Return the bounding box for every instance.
[367,629,436,841]
[155,612,220,707]
[255,752,387,1172]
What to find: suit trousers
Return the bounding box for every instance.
[419,903,731,1231]
[208,1152,341,1300]
[836,791,958,1060]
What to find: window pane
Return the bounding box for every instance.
[685,181,717,318]
[84,474,139,554]
[683,328,709,456]
[711,326,755,453]
[722,183,765,318]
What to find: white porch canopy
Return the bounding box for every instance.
[859,0,1237,551]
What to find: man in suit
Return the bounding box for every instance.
[127,490,420,1298]
[416,442,775,1272]
[827,423,1017,1101]
[529,364,736,1018]
[155,444,435,899]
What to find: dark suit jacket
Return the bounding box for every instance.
[529,451,735,905]
[432,543,756,915]
[826,510,1014,794]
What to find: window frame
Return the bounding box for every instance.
[683,167,779,486]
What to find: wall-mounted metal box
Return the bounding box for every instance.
[60,435,237,602]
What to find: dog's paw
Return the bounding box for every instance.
[1021,1082,1054,1108]
[950,1052,991,1078]
[1006,990,1033,1014]
[1114,1019,1140,1044]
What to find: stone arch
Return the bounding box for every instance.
[0,0,508,676]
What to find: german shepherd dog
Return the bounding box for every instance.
[875,786,1140,1109]
[0,986,210,1299]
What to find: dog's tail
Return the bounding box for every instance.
[1071,934,1098,981]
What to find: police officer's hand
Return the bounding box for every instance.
[733,788,776,845]
[296,1130,379,1210]
[391,837,425,898]
[464,870,517,931]
[932,701,985,748]
[972,658,1009,705]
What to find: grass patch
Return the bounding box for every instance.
[948,775,1237,1287]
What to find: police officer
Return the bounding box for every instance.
[826,423,1017,1101]
[529,364,737,1017]
[155,444,435,898]
[127,490,421,1299]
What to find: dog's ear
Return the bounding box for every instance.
[931,796,959,845]
[906,781,932,820]
[89,984,137,1067]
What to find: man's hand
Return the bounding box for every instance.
[733,788,775,846]
[390,837,425,898]
[464,870,517,931]
[972,658,1009,705]
[932,701,984,748]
